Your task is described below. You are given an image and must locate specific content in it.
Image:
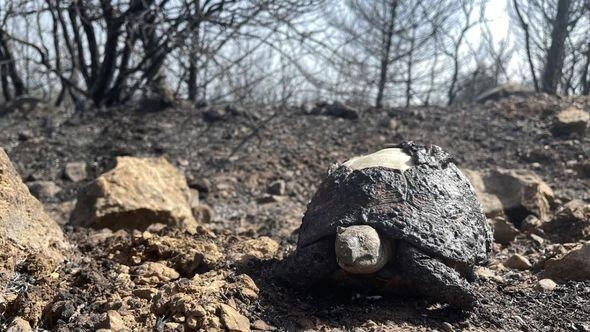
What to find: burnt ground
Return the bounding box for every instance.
[1,94,590,331]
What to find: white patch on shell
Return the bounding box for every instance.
[343,148,414,171]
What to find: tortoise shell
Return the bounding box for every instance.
[298,142,492,265]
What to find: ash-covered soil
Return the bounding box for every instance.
[1,95,589,331]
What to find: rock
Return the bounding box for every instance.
[252,319,275,331]
[482,168,554,223]
[575,161,590,178]
[97,310,128,331]
[462,169,504,218]
[133,262,180,285]
[229,236,279,263]
[521,215,544,234]
[64,161,87,182]
[27,180,61,200]
[490,217,520,244]
[530,233,545,246]
[6,317,32,332]
[542,242,590,281]
[0,148,68,286]
[541,199,590,242]
[153,271,256,331]
[267,180,286,196]
[536,278,557,291]
[203,107,227,122]
[189,189,200,211]
[504,254,532,270]
[132,287,158,300]
[552,106,589,137]
[474,266,495,281]
[325,101,359,120]
[256,194,287,204]
[474,83,531,103]
[388,118,399,130]
[219,304,250,332]
[70,156,198,233]
[192,203,215,223]
[18,129,34,141]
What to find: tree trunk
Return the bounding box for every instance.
[541,0,571,94]
[0,31,26,98]
[581,43,590,95]
[513,0,539,92]
[375,0,398,109]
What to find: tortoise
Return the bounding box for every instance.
[281,141,492,308]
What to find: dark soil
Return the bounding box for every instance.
[1,94,589,331]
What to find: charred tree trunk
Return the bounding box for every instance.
[375,0,398,109]
[581,43,590,95]
[513,0,539,92]
[541,0,571,94]
[0,30,26,98]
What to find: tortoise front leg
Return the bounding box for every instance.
[277,236,339,289]
[397,242,477,309]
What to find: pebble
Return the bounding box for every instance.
[537,278,557,291]
[504,254,532,270]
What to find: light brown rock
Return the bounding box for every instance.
[70,156,197,233]
[97,310,128,331]
[229,237,279,263]
[0,148,68,286]
[542,242,590,281]
[6,317,32,332]
[483,168,554,222]
[552,106,589,137]
[133,261,180,285]
[504,254,532,270]
[219,303,250,332]
[462,169,506,218]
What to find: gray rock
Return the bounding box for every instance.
[64,161,87,182]
[27,180,61,200]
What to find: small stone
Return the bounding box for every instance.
[521,215,543,234]
[64,161,87,182]
[324,101,359,120]
[474,266,495,280]
[537,278,557,291]
[192,203,214,223]
[530,233,544,245]
[252,319,275,331]
[267,180,286,196]
[257,194,287,204]
[132,287,158,299]
[230,237,279,263]
[490,217,519,244]
[6,317,32,332]
[388,119,399,130]
[27,180,61,200]
[133,262,180,285]
[442,322,454,332]
[219,303,250,332]
[203,107,227,122]
[504,254,532,270]
[97,310,127,331]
